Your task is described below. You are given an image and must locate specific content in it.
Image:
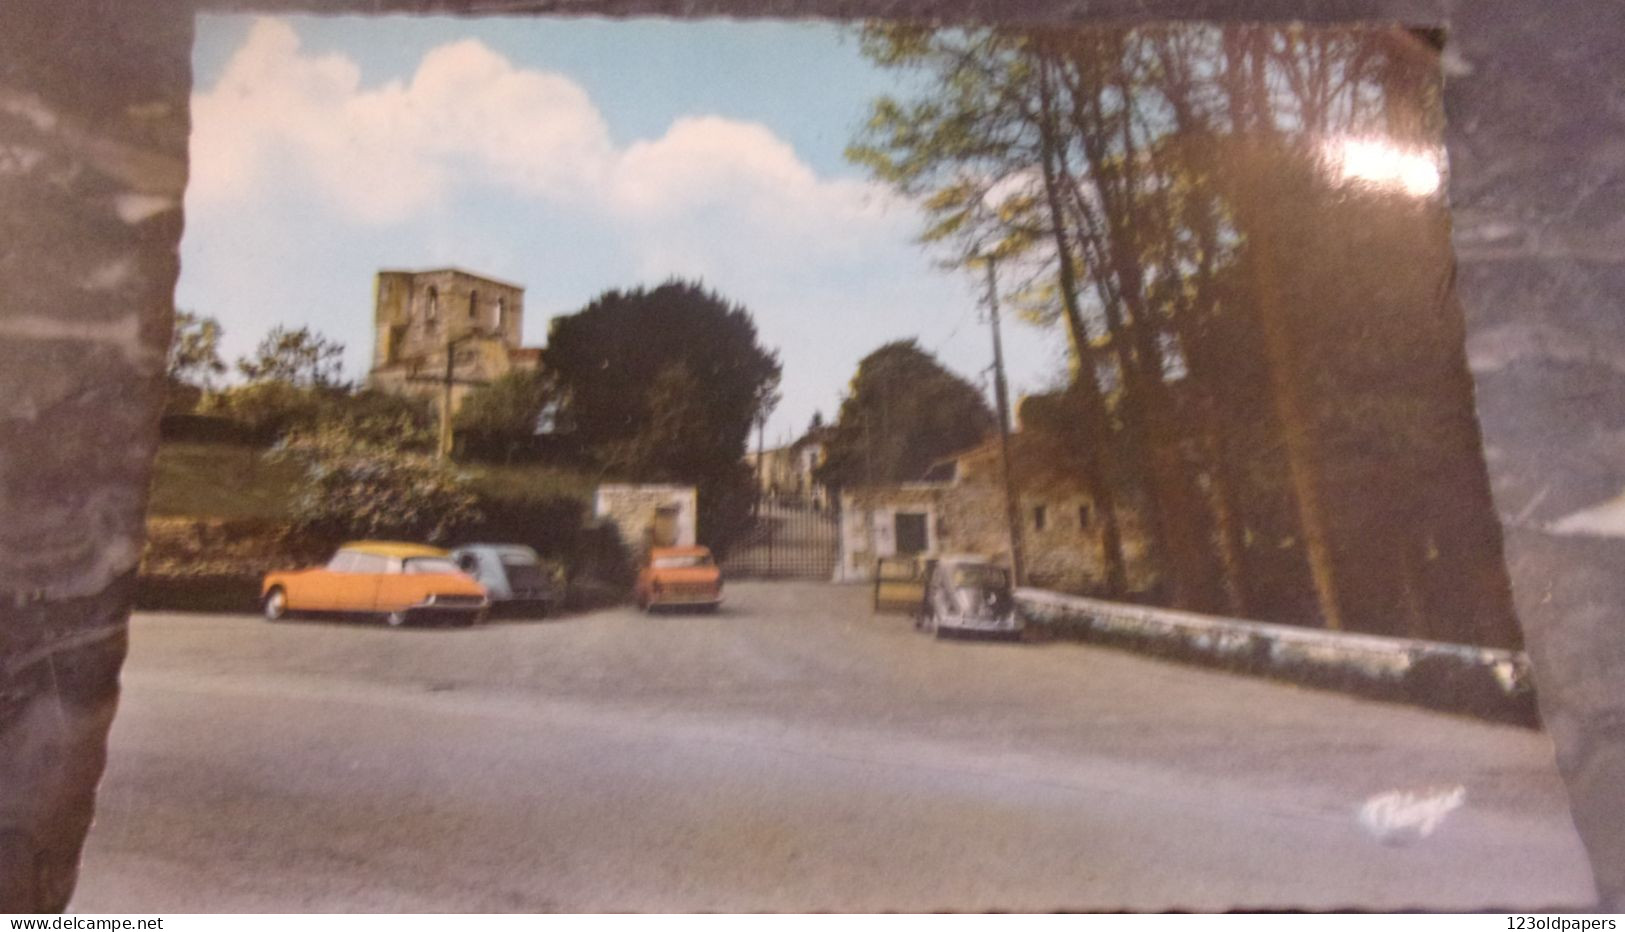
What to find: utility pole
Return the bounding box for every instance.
[438,338,457,459]
[983,255,1027,587]
[406,331,482,460]
[756,414,767,516]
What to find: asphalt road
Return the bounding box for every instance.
[72,582,1596,911]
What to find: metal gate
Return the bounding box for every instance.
[721,497,840,579]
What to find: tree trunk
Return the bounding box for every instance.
[1145,33,1252,617]
[1033,51,1130,597]
[1217,28,1347,629]
[1059,40,1223,610]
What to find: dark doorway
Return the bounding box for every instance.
[895,512,929,555]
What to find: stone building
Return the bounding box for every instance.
[837,434,1151,593]
[745,444,798,498]
[744,426,833,509]
[366,268,541,412]
[593,484,698,558]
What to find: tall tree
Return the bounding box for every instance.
[850,25,1141,596]
[165,310,227,413]
[168,310,226,390]
[848,22,1520,646]
[541,280,781,551]
[815,341,995,491]
[237,324,345,388]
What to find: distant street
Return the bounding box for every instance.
[74,582,1594,911]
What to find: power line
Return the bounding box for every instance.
[927,301,979,358]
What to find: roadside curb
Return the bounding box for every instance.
[136,573,260,613]
[135,573,628,617]
[1017,588,1539,727]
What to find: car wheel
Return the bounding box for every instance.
[385,610,410,628]
[263,586,288,622]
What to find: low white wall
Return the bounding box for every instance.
[593,484,697,553]
[1016,588,1536,724]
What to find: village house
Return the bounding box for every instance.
[367,268,542,413]
[836,428,1151,594]
[745,444,799,499]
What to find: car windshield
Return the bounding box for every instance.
[404,557,462,575]
[652,553,713,569]
[951,566,1008,589]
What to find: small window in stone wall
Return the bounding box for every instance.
[1033,504,1047,532]
[427,287,439,328]
[1077,504,1091,528]
[470,290,479,320]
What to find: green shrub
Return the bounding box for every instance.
[325,389,435,451]
[270,424,481,543]
[202,382,328,440]
[202,384,435,449]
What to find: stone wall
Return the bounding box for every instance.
[367,268,532,414]
[837,485,943,580]
[0,0,191,910]
[593,484,697,557]
[373,268,525,370]
[1443,0,1625,906]
[135,517,330,613]
[368,336,519,413]
[838,470,1150,592]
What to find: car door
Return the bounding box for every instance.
[354,553,400,612]
[874,556,925,613]
[297,550,355,612]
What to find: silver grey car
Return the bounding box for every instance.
[915,555,1022,638]
[450,543,557,617]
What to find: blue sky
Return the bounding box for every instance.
[182,15,1064,442]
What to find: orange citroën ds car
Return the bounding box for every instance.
[262,540,489,627]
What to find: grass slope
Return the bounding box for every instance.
[147,442,594,521]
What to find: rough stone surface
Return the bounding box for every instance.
[192,0,1450,25]
[837,445,1153,592]
[1442,0,1625,909]
[367,268,535,414]
[1018,588,1537,724]
[593,484,697,556]
[0,0,190,911]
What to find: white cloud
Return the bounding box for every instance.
[190,17,899,239]
[190,20,616,222]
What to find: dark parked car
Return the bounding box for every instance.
[915,555,1021,639]
[450,543,557,617]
